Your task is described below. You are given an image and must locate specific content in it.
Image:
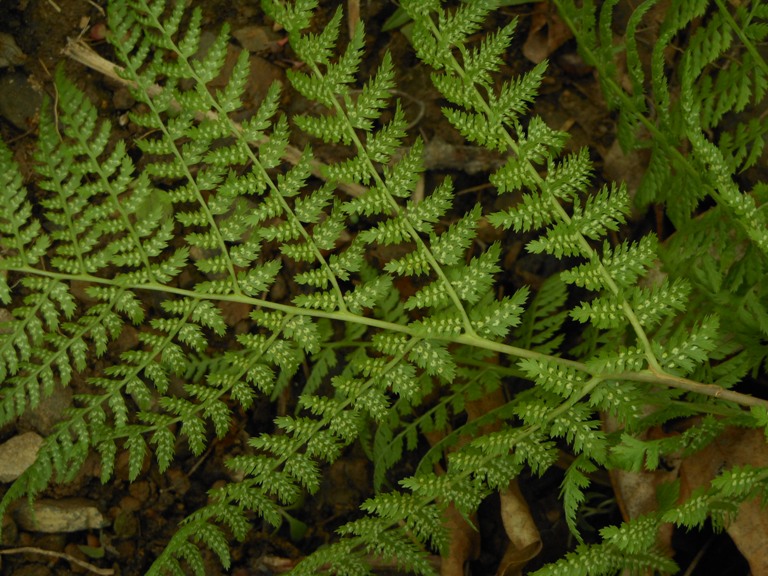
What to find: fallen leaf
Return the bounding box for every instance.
[607,416,768,570]
[522,3,573,64]
[678,427,768,574]
[604,414,677,554]
[497,481,542,576]
[441,504,480,576]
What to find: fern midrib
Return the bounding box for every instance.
[422,12,664,373]
[5,197,36,268]
[112,312,285,449]
[303,47,478,335]
[0,284,126,425]
[121,71,241,290]
[0,279,60,377]
[126,5,350,309]
[4,265,578,368]
[204,340,422,547]
[45,156,89,274]
[713,0,768,80]
[412,378,522,478]
[77,138,157,278]
[12,262,766,412]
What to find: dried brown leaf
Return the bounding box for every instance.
[496,481,542,576]
[522,4,573,64]
[678,427,768,574]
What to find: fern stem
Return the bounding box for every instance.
[452,333,588,372]
[714,0,768,80]
[3,265,578,372]
[301,57,477,334]
[11,264,767,409]
[422,10,663,372]
[614,369,768,409]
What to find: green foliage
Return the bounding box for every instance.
[0,0,767,574]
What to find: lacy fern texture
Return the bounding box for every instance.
[1,0,768,574]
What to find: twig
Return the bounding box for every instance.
[83,0,106,17]
[347,0,360,39]
[0,546,113,575]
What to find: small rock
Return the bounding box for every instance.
[16,498,108,533]
[0,33,25,68]
[0,72,43,131]
[247,55,284,105]
[232,25,280,53]
[10,565,52,576]
[2,512,18,545]
[118,495,141,514]
[19,385,72,435]
[0,432,43,482]
[128,479,150,501]
[112,86,135,110]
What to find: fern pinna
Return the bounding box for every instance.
[0,0,767,574]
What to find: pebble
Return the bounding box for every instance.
[0,432,43,482]
[16,498,108,533]
[0,32,25,68]
[19,385,73,436]
[232,25,280,53]
[0,72,43,131]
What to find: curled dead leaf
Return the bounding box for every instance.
[678,427,768,574]
[497,481,542,576]
[522,4,573,64]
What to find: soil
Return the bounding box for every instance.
[0,1,754,575]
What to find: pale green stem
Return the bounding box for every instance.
[8,264,768,409]
[132,4,349,307]
[302,58,478,336]
[424,11,663,371]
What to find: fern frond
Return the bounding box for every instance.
[2,0,767,574]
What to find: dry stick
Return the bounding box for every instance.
[347,0,361,39]
[61,38,366,197]
[0,546,114,575]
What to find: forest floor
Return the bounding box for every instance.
[0,0,757,575]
